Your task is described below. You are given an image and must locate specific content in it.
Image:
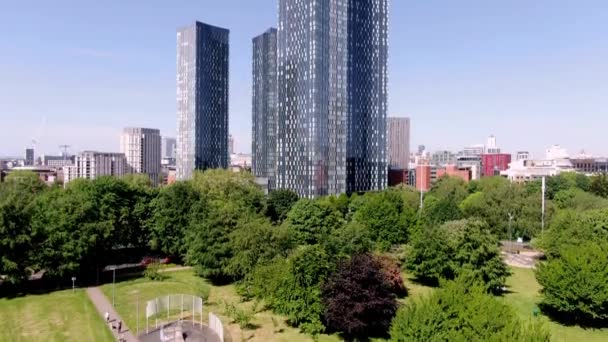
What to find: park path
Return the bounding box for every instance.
[86,287,138,342]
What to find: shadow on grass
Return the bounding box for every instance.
[538,303,608,329]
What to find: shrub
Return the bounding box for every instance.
[536,241,608,325]
[406,219,509,291]
[144,262,167,281]
[322,254,399,339]
[389,277,550,341]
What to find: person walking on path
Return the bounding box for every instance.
[118,320,122,333]
[105,311,110,323]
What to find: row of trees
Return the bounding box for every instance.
[2,169,608,337]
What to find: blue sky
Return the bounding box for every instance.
[0,0,606,158]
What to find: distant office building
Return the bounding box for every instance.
[1,166,57,185]
[482,153,512,177]
[545,145,569,161]
[161,137,176,159]
[176,21,229,180]
[41,155,74,168]
[516,151,531,161]
[252,28,277,182]
[436,165,472,182]
[64,151,127,184]
[431,150,456,167]
[276,0,388,197]
[570,157,608,174]
[25,148,34,166]
[461,145,485,157]
[387,117,410,170]
[485,135,500,154]
[388,168,410,187]
[120,127,162,184]
[501,159,574,183]
[228,135,235,155]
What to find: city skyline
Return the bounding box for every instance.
[1,0,607,158]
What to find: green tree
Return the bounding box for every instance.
[227,218,291,279]
[149,181,200,258]
[541,209,608,259]
[590,173,608,198]
[406,219,509,291]
[351,191,414,250]
[389,277,550,342]
[266,189,299,223]
[325,221,373,258]
[273,245,333,335]
[284,199,344,246]
[0,171,45,285]
[536,241,608,325]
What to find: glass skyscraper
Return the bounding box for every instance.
[176,21,229,180]
[276,0,388,197]
[252,28,278,185]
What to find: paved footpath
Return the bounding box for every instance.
[86,287,138,342]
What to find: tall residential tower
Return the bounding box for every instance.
[387,117,410,170]
[275,0,388,197]
[252,28,278,184]
[176,21,229,180]
[120,127,161,184]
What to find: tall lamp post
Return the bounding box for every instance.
[507,212,514,254]
[131,289,140,336]
[111,266,116,307]
[71,276,76,292]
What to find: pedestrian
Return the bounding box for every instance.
[105,311,110,323]
[118,320,122,333]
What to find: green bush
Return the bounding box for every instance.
[536,241,608,325]
[144,262,167,281]
[389,277,550,341]
[406,219,509,291]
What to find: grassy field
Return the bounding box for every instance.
[501,267,608,342]
[0,289,113,342]
[100,270,342,341]
[2,267,605,341]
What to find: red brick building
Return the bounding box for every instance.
[416,164,432,191]
[481,153,512,177]
[436,165,472,182]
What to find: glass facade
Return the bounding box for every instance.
[276,0,388,197]
[346,0,389,193]
[252,28,278,185]
[176,22,229,180]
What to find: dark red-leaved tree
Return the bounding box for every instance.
[321,254,400,340]
[376,254,408,297]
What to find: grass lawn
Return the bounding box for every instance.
[0,289,113,342]
[502,267,608,342]
[100,268,608,342]
[100,270,341,341]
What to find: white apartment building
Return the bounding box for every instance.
[64,151,127,185]
[120,128,161,184]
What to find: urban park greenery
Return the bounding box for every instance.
[3,169,608,338]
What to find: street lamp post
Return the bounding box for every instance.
[71,276,76,292]
[112,266,116,307]
[508,212,514,254]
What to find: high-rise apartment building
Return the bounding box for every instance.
[120,127,161,184]
[275,0,388,198]
[25,148,34,166]
[176,21,229,180]
[252,28,278,183]
[161,137,176,160]
[64,151,127,184]
[387,117,410,170]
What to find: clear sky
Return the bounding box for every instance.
[1,0,606,158]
